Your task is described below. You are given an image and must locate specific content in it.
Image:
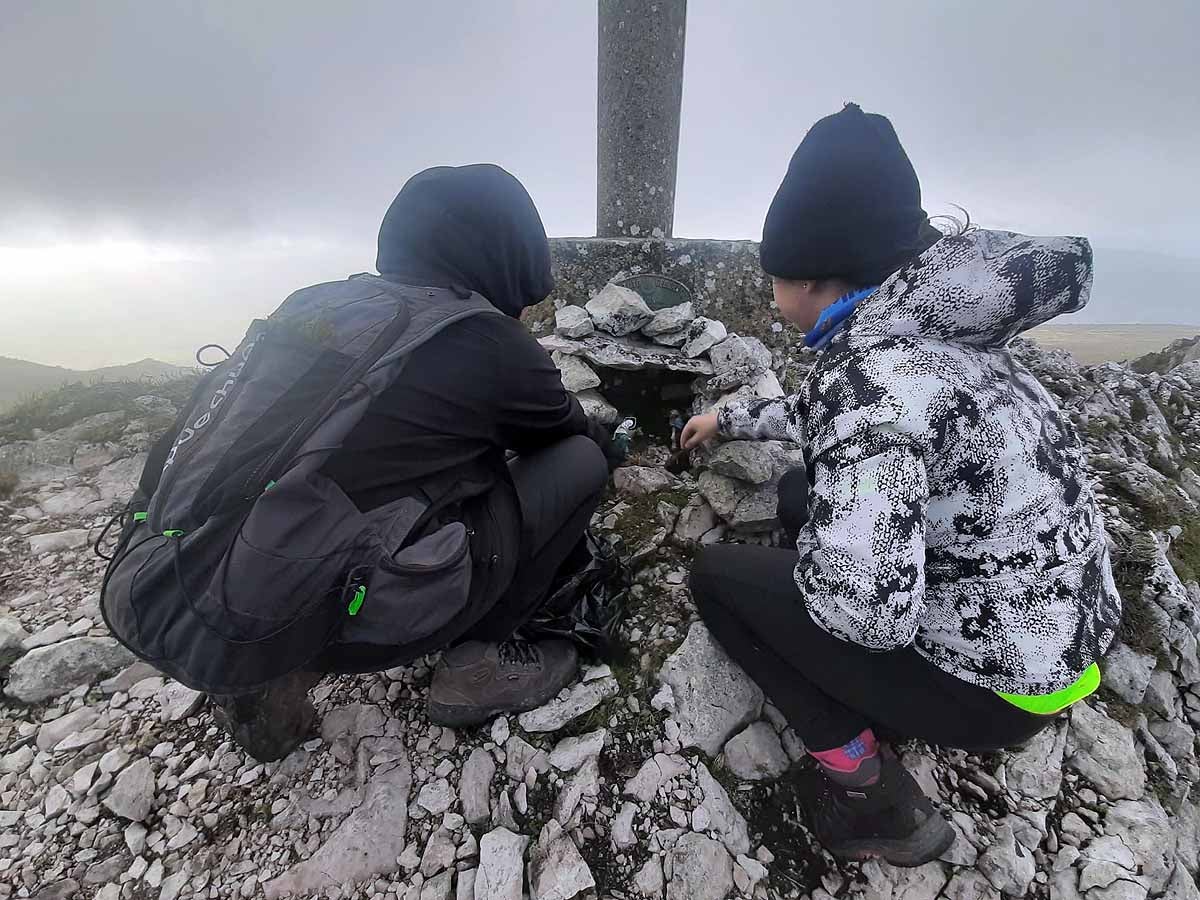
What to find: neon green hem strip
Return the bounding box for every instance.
[996,662,1101,715]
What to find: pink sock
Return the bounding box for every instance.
[810,729,879,775]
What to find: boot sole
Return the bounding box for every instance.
[825,812,956,868]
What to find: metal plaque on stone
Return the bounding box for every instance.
[615,274,692,310]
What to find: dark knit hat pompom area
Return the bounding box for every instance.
[760,102,939,286]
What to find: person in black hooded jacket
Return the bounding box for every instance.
[322,164,614,727]
[210,165,613,756]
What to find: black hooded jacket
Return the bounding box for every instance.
[323,165,593,524]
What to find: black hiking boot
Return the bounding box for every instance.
[209,670,320,763]
[427,639,578,727]
[798,751,955,867]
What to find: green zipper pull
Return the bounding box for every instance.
[132,512,148,523]
[163,529,185,538]
[348,585,367,616]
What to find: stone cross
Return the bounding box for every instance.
[596,0,687,239]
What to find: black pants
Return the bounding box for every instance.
[465,434,609,641]
[689,471,1047,754]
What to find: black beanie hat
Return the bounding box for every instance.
[760,103,935,285]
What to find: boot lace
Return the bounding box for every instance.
[497,640,541,669]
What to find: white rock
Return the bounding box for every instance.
[417,778,456,815]
[666,833,734,900]
[36,706,101,751]
[421,870,454,900]
[476,827,528,900]
[659,623,763,755]
[706,441,778,485]
[693,761,751,856]
[623,754,689,802]
[707,335,772,390]
[419,827,458,878]
[977,819,1037,896]
[28,528,91,554]
[44,782,71,817]
[263,754,412,898]
[613,466,676,496]
[575,390,621,427]
[157,681,204,722]
[549,729,606,772]
[528,819,596,900]
[681,318,728,359]
[518,677,619,733]
[1006,719,1068,800]
[102,757,155,822]
[456,868,476,900]
[722,721,790,781]
[642,302,695,337]
[22,620,71,650]
[490,716,511,746]
[634,856,665,898]
[552,352,602,393]
[553,757,599,824]
[1102,642,1158,705]
[0,617,30,671]
[555,305,595,339]
[612,801,638,848]
[586,283,654,336]
[5,636,135,702]
[697,470,779,531]
[460,747,495,827]
[1104,798,1175,892]
[504,735,551,780]
[1066,701,1147,800]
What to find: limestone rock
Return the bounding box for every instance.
[263,755,411,898]
[28,528,91,554]
[417,778,456,815]
[1102,642,1158,705]
[156,682,204,722]
[633,856,665,898]
[552,352,601,393]
[1006,719,1068,800]
[943,869,1001,900]
[697,470,779,531]
[1067,702,1147,800]
[421,870,454,900]
[614,466,676,496]
[613,801,639,848]
[707,335,772,391]
[586,283,654,336]
[460,747,495,827]
[977,819,1037,896]
[642,301,695,337]
[694,760,751,856]
[1104,798,1175,893]
[659,623,763,755]
[518,677,619,733]
[549,728,606,772]
[722,721,790,781]
[40,484,101,517]
[575,390,620,427]
[6,637,136,703]
[681,318,728,359]
[666,833,734,900]
[419,827,457,878]
[623,753,689,802]
[707,441,777,485]
[0,617,30,671]
[673,495,719,544]
[475,827,528,900]
[37,706,101,751]
[555,305,595,339]
[528,819,595,900]
[102,757,155,822]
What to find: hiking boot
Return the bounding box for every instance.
[209,670,320,763]
[427,639,578,727]
[798,751,955,867]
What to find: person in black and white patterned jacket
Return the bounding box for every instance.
[682,104,1122,867]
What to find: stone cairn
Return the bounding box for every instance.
[542,282,803,539]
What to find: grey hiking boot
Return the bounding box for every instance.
[799,751,955,867]
[427,639,578,727]
[209,670,320,763]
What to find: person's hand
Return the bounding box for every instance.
[680,412,719,450]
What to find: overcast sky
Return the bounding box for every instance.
[1,0,1197,369]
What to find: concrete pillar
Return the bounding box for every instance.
[597,0,687,239]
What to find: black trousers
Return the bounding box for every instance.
[465,434,609,641]
[689,471,1047,754]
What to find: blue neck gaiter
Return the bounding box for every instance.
[804,286,878,350]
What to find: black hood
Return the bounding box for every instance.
[376,164,554,318]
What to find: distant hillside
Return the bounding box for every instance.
[0,356,197,413]
[1025,324,1200,365]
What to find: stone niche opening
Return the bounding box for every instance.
[594,367,695,447]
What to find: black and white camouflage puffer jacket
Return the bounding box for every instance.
[719,229,1122,695]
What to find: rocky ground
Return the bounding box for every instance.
[3,321,1200,900]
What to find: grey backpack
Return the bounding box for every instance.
[100,275,500,694]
